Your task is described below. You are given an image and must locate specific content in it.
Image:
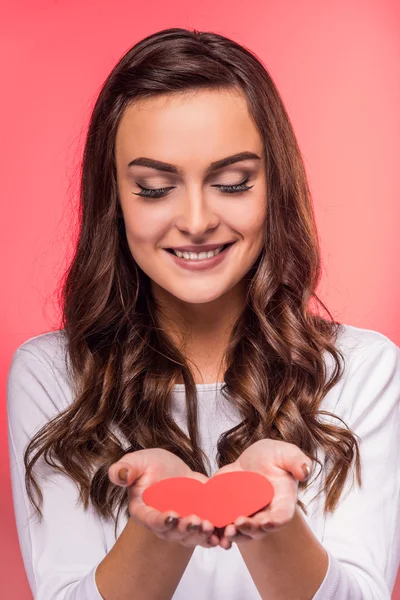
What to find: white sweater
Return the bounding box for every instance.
[6,324,400,600]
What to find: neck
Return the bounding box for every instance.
[151,280,248,377]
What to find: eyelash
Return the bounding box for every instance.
[133,176,254,199]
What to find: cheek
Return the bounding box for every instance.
[232,206,266,239]
[227,192,266,227]
[124,208,167,246]
[124,226,158,264]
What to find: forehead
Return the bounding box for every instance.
[115,88,263,163]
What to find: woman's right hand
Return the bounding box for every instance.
[108,448,226,549]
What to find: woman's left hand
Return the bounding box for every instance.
[213,439,313,549]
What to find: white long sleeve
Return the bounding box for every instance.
[311,338,400,600]
[7,346,105,599]
[6,325,400,600]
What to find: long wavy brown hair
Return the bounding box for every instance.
[24,27,361,540]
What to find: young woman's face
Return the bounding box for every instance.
[115,88,267,306]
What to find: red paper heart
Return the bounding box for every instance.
[142,471,274,528]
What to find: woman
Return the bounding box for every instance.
[7,27,400,600]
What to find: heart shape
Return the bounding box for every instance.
[142,471,274,528]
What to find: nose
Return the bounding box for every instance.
[174,185,219,236]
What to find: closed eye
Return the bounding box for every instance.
[133,176,254,199]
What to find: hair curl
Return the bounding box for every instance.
[24,27,361,540]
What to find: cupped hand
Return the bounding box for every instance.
[108,448,221,549]
[213,439,313,548]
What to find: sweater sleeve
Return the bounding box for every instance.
[7,347,107,600]
[312,338,400,600]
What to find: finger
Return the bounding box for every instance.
[200,521,220,548]
[173,513,203,539]
[194,529,221,548]
[204,528,221,548]
[108,461,140,487]
[174,515,218,544]
[251,494,297,532]
[214,525,233,550]
[219,536,233,550]
[274,443,313,482]
[235,516,265,540]
[130,503,181,534]
[223,523,253,544]
[201,520,216,537]
[173,515,213,548]
[165,516,220,548]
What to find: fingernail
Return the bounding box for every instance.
[206,536,214,545]
[232,532,247,540]
[302,462,311,479]
[118,467,129,483]
[187,523,201,532]
[165,516,179,528]
[261,522,275,530]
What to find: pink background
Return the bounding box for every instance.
[1,0,399,597]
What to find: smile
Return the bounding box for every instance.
[163,242,236,271]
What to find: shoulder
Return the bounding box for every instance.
[335,322,397,354]
[322,323,400,426]
[333,322,399,374]
[7,329,72,417]
[12,329,69,369]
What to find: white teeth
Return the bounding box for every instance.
[173,245,225,260]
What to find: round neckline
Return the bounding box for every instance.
[173,382,225,392]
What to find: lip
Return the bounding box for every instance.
[163,242,236,271]
[165,242,235,252]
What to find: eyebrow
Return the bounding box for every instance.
[127,151,261,175]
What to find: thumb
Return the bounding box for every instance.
[108,457,142,487]
[275,442,313,482]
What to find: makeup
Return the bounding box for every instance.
[164,242,236,271]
